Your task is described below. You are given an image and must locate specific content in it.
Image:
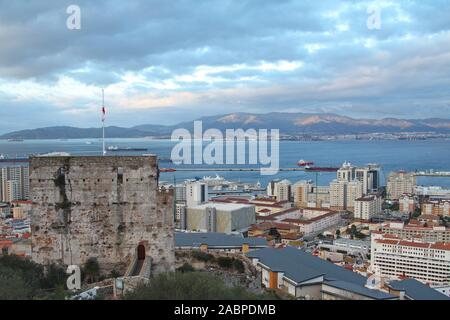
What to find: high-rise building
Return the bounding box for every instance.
[337,162,380,194]
[330,180,347,211]
[0,165,30,202]
[267,179,292,202]
[355,164,380,194]
[293,180,313,208]
[367,164,381,192]
[346,180,364,212]
[354,195,382,220]
[337,161,354,182]
[186,180,208,207]
[175,183,187,202]
[175,202,187,230]
[387,171,416,200]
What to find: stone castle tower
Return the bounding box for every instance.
[29,155,174,275]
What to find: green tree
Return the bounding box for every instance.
[217,257,233,269]
[125,272,276,300]
[83,257,100,283]
[232,259,245,273]
[191,251,215,262]
[177,263,195,273]
[0,255,68,300]
[0,267,33,300]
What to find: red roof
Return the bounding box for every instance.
[376,238,450,251]
[11,200,32,205]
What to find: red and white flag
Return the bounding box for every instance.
[101,106,106,122]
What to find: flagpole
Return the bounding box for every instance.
[102,88,106,156]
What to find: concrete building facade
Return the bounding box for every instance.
[0,165,30,202]
[371,232,450,286]
[354,196,382,221]
[387,171,416,200]
[186,202,255,233]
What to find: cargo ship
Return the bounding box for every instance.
[305,166,339,172]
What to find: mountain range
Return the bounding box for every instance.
[2,112,450,139]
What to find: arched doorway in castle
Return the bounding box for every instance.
[137,244,146,260]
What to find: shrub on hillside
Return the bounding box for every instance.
[125,272,275,300]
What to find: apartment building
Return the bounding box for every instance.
[0,166,30,202]
[371,232,450,286]
[336,162,380,193]
[386,171,416,200]
[293,180,313,208]
[380,221,450,243]
[422,200,450,217]
[330,180,347,211]
[267,179,292,202]
[354,196,382,221]
[306,186,330,208]
[399,194,417,214]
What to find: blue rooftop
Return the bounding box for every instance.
[175,232,268,248]
[388,279,450,300]
[247,246,395,300]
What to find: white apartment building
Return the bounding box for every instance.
[387,171,416,200]
[371,232,450,286]
[354,196,382,220]
[330,179,347,211]
[283,211,341,237]
[267,179,292,202]
[414,186,450,198]
[175,202,187,230]
[186,180,208,207]
[337,162,380,194]
[347,181,364,212]
[380,222,450,243]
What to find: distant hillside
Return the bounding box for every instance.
[2,113,450,139]
[0,126,149,140]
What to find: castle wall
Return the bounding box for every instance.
[29,156,174,275]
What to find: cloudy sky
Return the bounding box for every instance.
[1,0,450,133]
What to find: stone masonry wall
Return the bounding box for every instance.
[30,156,174,275]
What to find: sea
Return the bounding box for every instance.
[1,138,450,188]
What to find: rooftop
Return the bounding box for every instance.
[388,279,450,300]
[189,202,254,211]
[246,247,395,300]
[175,232,267,248]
